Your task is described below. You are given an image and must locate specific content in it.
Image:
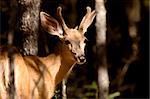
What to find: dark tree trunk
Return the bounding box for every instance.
[7,0,18,45]
[111,0,141,93]
[16,0,41,55]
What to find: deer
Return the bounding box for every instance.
[0,6,96,99]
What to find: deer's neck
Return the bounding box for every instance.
[41,41,76,85]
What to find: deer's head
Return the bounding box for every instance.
[40,6,96,64]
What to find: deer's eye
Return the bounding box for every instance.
[65,40,70,45]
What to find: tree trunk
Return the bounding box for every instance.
[95,0,109,99]
[7,0,18,45]
[8,0,41,98]
[17,0,41,55]
[62,78,67,99]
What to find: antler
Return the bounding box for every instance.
[79,7,96,33]
[57,7,68,31]
[57,6,96,35]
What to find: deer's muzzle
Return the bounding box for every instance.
[76,55,86,64]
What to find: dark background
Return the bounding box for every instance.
[0,0,149,98]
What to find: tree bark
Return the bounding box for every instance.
[17,0,41,55]
[8,0,41,98]
[95,0,109,99]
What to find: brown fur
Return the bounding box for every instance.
[0,43,75,99]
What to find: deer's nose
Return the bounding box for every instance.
[78,55,86,63]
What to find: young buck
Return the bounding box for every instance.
[0,6,96,99]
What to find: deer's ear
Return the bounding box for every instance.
[40,12,63,38]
